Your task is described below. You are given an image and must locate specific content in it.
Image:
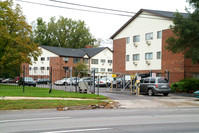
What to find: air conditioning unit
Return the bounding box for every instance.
[41,70,44,73]
[134,43,138,47]
[133,61,138,66]
[34,70,37,73]
[146,40,151,45]
[41,61,44,64]
[146,60,151,65]
[109,63,112,66]
[102,63,104,65]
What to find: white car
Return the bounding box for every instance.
[95,77,113,87]
[54,78,68,86]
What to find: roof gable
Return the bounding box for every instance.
[110,9,188,39]
[40,45,111,58]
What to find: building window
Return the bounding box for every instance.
[47,57,50,61]
[145,52,153,60]
[73,58,81,63]
[133,35,140,42]
[63,67,69,71]
[133,54,140,61]
[95,68,98,72]
[126,55,129,61]
[83,58,89,64]
[47,67,49,70]
[101,59,106,63]
[100,68,105,72]
[157,31,162,39]
[192,73,199,79]
[34,67,38,70]
[108,60,112,63]
[145,32,153,40]
[41,57,45,61]
[126,37,130,44]
[157,52,161,59]
[40,67,45,70]
[91,59,98,64]
[63,57,69,61]
[108,69,112,72]
[29,67,32,70]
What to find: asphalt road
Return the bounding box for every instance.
[0,108,199,133]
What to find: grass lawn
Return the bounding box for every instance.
[0,85,108,100]
[0,99,104,110]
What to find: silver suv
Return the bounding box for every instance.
[140,77,170,96]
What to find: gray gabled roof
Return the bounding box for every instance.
[40,45,111,58]
[110,9,188,39]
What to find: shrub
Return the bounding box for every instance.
[171,78,199,93]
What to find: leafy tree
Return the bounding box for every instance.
[0,0,41,77]
[166,0,199,64]
[75,62,89,77]
[33,16,96,48]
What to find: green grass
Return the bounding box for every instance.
[0,99,104,110]
[0,85,108,100]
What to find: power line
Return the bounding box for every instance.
[16,0,171,20]
[49,0,135,14]
[16,0,133,17]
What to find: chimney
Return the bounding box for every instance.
[85,45,93,48]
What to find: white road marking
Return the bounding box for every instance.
[41,128,112,133]
[0,116,70,123]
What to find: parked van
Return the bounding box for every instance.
[140,77,170,96]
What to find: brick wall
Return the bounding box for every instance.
[113,38,126,74]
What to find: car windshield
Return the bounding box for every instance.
[158,78,168,83]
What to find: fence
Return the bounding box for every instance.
[0,65,198,95]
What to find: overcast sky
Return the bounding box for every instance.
[14,0,189,47]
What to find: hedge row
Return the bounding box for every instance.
[171,78,199,93]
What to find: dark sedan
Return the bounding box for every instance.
[18,77,36,87]
[36,79,51,84]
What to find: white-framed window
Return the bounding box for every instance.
[40,67,45,70]
[126,37,130,44]
[47,57,50,61]
[95,68,98,72]
[41,57,45,61]
[73,58,81,63]
[126,55,129,62]
[145,52,153,60]
[157,31,162,39]
[133,54,140,61]
[145,32,153,40]
[108,60,112,63]
[29,67,32,70]
[91,59,98,64]
[133,35,140,42]
[101,59,105,63]
[100,68,105,72]
[47,67,49,70]
[108,69,112,72]
[157,52,161,59]
[34,67,38,70]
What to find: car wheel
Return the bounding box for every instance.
[163,93,169,96]
[148,89,154,96]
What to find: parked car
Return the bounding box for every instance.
[140,77,170,96]
[54,78,67,86]
[1,78,15,83]
[193,90,199,98]
[36,78,51,84]
[14,77,20,83]
[95,77,113,87]
[18,77,36,87]
[72,77,80,85]
[0,78,5,83]
[79,77,94,85]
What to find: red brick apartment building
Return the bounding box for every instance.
[110,9,199,83]
[23,45,113,82]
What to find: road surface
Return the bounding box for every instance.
[0,108,199,133]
